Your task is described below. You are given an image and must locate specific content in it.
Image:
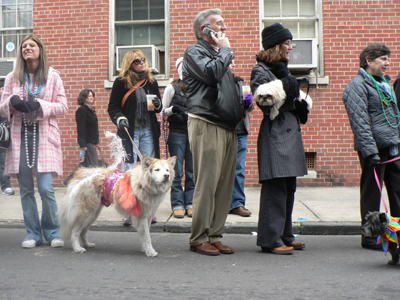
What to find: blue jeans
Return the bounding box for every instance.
[0,151,11,191]
[231,134,248,210]
[18,129,60,244]
[168,130,194,210]
[122,126,155,171]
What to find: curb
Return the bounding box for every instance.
[0,221,361,235]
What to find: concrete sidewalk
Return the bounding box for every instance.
[0,186,388,235]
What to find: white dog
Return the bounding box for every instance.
[254,80,312,120]
[58,132,176,257]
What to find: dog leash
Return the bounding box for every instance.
[124,127,143,161]
[373,155,400,213]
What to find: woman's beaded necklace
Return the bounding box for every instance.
[21,73,42,168]
[368,73,400,128]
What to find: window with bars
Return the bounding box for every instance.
[110,0,167,78]
[0,0,33,59]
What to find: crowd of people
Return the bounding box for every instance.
[1,8,399,257]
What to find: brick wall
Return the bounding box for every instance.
[27,0,400,187]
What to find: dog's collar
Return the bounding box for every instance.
[377,216,400,253]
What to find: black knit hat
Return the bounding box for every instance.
[262,23,293,50]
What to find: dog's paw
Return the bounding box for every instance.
[73,247,87,253]
[143,246,158,257]
[388,259,398,265]
[83,242,95,248]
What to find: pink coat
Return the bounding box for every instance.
[0,67,68,176]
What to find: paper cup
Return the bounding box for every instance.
[242,85,251,97]
[146,94,156,111]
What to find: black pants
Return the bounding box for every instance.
[257,177,296,248]
[359,148,400,245]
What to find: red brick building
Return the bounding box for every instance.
[2,0,399,187]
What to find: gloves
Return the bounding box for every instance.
[294,99,309,124]
[367,154,381,166]
[172,106,183,114]
[118,118,129,130]
[11,96,30,113]
[244,93,253,107]
[152,97,161,109]
[270,61,290,79]
[26,101,40,112]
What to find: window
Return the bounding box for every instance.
[0,0,33,59]
[261,0,324,78]
[109,0,169,85]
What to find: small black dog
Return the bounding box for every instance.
[361,212,400,265]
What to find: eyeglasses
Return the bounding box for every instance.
[282,41,296,48]
[215,21,227,28]
[133,58,146,65]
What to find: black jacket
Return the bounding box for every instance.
[76,105,99,148]
[182,39,243,131]
[168,82,188,133]
[108,77,162,163]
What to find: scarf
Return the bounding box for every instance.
[135,72,150,127]
[376,215,400,253]
[84,103,96,115]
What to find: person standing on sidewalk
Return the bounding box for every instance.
[183,8,243,256]
[0,82,15,195]
[342,43,400,250]
[251,23,310,255]
[228,60,253,217]
[0,34,67,249]
[162,57,194,219]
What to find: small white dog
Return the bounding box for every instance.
[58,132,176,257]
[254,80,312,120]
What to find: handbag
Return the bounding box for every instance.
[79,146,108,168]
[0,119,10,149]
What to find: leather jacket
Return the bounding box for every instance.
[182,39,243,131]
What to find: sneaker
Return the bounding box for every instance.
[2,187,15,195]
[22,239,36,248]
[51,238,64,248]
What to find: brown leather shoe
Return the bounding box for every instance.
[211,241,234,254]
[173,209,185,218]
[190,242,220,256]
[186,208,193,218]
[261,245,294,255]
[286,241,305,250]
[229,206,252,217]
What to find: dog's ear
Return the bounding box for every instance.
[141,155,152,170]
[168,156,177,168]
[379,213,389,225]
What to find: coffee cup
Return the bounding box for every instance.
[146,94,156,111]
[242,85,251,97]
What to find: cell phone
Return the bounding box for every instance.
[203,27,217,38]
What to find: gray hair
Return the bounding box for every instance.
[193,8,222,40]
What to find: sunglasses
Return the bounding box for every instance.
[133,58,146,65]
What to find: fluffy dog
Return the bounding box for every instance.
[58,132,176,257]
[254,81,312,120]
[361,212,400,265]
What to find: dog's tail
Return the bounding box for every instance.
[105,131,128,170]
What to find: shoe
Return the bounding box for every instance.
[211,241,234,254]
[51,238,64,248]
[173,209,185,218]
[22,239,36,248]
[2,187,15,195]
[151,215,157,224]
[186,208,193,218]
[261,245,294,255]
[123,217,132,226]
[190,241,220,256]
[286,241,305,250]
[229,206,252,217]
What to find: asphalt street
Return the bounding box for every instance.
[1,229,399,300]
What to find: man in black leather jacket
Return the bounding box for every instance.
[182,8,242,256]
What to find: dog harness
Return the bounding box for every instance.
[101,171,142,217]
[376,216,400,253]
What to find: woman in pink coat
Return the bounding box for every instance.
[0,34,68,249]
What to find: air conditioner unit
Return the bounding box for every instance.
[116,45,160,74]
[0,59,15,78]
[288,39,318,70]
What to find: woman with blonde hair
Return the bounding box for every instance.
[0,34,68,248]
[108,49,162,225]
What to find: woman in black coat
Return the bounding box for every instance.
[251,23,312,255]
[76,89,99,167]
